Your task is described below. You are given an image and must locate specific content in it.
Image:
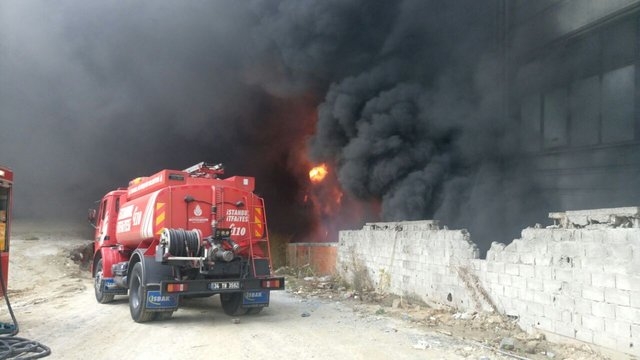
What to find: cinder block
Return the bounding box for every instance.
[544,306,562,321]
[575,298,593,315]
[487,261,505,273]
[582,286,605,302]
[607,229,632,244]
[615,305,640,324]
[543,279,563,293]
[632,323,640,338]
[582,257,605,272]
[604,288,630,306]
[608,243,634,261]
[602,263,629,275]
[504,252,520,264]
[520,252,535,265]
[616,338,637,357]
[535,256,553,266]
[604,318,632,338]
[526,279,543,291]
[581,314,605,331]
[553,320,576,338]
[575,328,594,343]
[534,291,553,305]
[616,274,640,292]
[505,263,519,276]
[519,264,534,278]
[591,272,615,288]
[592,302,615,319]
[584,243,606,260]
[559,241,581,256]
[477,260,487,273]
[511,276,526,289]
[630,291,640,308]
[534,315,553,331]
[484,271,499,284]
[553,295,575,310]
[491,283,504,296]
[561,309,574,323]
[504,286,519,299]
[535,266,553,279]
[527,301,544,316]
[554,269,573,282]
[593,333,618,349]
[498,273,512,286]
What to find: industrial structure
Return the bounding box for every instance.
[504,0,640,211]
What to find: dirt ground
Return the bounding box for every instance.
[0,222,614,360]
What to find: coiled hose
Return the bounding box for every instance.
[0,254,51,359]
[163,229,201,257]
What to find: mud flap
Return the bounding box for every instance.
[100,278,128,295]
[242,290,269,308]
[145,290,179,311]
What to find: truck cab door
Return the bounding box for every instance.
[96,198,111,244]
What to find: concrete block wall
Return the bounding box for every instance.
[484,227,640,355]
[337,212,640,357]
[337,220,482,309]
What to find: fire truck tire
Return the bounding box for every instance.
[246,307,263,315]
[220,292,249,316]
[129,262,156,322]
[94,259,115,304]
[156,311,174,321]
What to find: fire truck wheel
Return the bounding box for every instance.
[155,311,173,321]
[129,262,156,322]
[94,259,115,304]
[246,307,263,315]
[220,292,249,316]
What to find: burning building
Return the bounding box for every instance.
[1,1,640,254]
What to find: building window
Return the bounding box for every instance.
[602,65,635,143]
[517,16,638,152]
[569,75,600,146]
[521,93,542,152]
[543,87,568,149]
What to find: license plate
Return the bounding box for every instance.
[208,281,241,290]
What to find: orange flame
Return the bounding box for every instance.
[309,164,328,183]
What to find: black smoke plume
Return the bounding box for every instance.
[1,1,545,249]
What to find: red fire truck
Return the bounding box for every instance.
[89,162,284,322]
[0,166,13,295]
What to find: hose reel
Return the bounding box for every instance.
[159,228,201,257]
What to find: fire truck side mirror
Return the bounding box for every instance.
[88,209,97,227]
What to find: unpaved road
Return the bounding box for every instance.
[2,224,609,360]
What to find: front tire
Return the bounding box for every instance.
[129,262,156,322]
[220,292,249,316]
[94,259,114,304]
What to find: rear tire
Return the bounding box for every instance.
[129,262,156,322]
[155,311,174,321]
[246,307,263,315]
[94,259,115,304]
[220,292,249,316]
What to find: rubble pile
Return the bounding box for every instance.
[283,271,609,360]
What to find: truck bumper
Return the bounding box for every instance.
[159,276,285,297]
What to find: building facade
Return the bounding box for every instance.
[507,0,640,212]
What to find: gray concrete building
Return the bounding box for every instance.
[506,0,640,212]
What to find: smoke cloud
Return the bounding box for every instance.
[1,1,545,249]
